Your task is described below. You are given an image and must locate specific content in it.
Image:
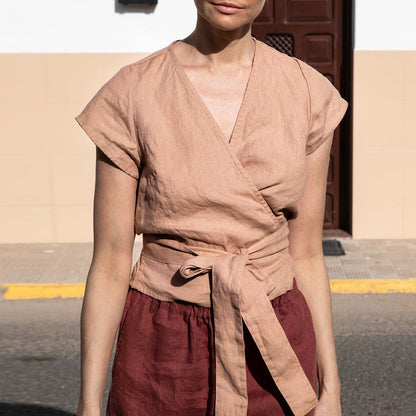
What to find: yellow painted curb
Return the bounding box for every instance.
[330,278,416,294]
[1,279,416,300]
[1,283,86,300]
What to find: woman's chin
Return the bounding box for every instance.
[205,14,250,32]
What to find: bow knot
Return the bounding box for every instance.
[179,249,250,280]
[179,254,216,279]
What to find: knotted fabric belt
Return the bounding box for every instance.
[132,228,318,416]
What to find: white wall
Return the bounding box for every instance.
[355,0,416,50]
[0,0,197,53]
[4,0,416,53]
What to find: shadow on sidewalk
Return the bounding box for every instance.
[0,403,75,416]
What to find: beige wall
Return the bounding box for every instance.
[352,50,416,238]
[0,53,147,243]
[1,51,415,242]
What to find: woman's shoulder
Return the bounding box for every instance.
[114,42,175,83]
[129,43,172,68]
[255,38,302,72]
[255,38,329,85]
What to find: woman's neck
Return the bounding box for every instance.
[181,15,255,68]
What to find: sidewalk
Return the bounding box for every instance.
[1,235,416,299]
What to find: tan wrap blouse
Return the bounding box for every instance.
[75,37,348,416]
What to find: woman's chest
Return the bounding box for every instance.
[136,78,309,218]
[182,65,253,143]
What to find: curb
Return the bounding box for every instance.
[1,279,416,300]
[329,278,416,294]
[1,283,86,300]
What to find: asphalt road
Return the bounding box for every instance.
[0,294,415,416]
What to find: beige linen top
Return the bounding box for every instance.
[75,37,348,416]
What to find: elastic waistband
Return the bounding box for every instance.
[129,277,300,321]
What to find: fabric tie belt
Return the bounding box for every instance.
[134,229,318,416]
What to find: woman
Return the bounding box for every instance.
[75,1,348,415]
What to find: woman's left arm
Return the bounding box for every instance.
[288,132,342,416]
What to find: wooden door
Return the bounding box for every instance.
[252,0,351,231]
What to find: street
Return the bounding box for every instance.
[1,294,415,416]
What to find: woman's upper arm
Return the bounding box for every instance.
[288,132,333,262]
[91,147,138,269]
[288,59,348,262]
[74,65,142,271]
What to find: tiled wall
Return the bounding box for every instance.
[352,50,416,238]
[0,53,147,243]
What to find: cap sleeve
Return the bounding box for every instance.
[295,58,349,156]
[75,65,142,179]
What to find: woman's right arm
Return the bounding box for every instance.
[77,148,138,416]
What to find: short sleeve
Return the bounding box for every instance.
[75,65,142,179]
[295,58,349,156]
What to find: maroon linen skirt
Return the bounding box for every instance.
[106,278,318,415]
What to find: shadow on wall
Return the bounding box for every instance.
[0,403,75,416]
[115,0,157,14]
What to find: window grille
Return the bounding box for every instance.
[265,34,294,57]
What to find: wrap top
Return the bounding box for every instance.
[75,37,349,416]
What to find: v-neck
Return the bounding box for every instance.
[168,37,258,145]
